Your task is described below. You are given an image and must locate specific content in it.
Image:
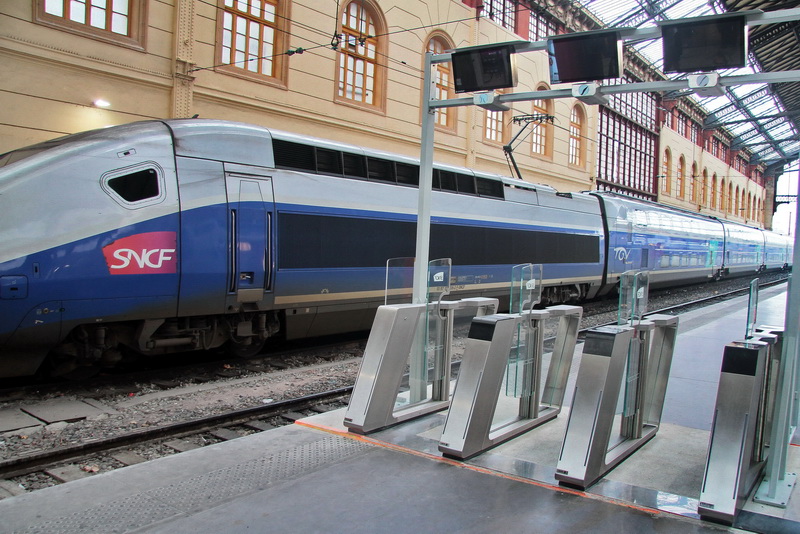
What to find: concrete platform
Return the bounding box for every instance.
[0,284,797,533]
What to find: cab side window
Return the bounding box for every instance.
[108,168,159,201]
[102,163,165,208]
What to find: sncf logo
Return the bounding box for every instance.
[103,232,177,275]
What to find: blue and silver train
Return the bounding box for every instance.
[0,120,791,377]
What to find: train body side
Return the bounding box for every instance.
[761,228,792,271]
[0,119,606,376]
[591,192,725,289]
[0,119,791,378]
[0,122,182,375]
[720,221,766,277]
[270,172,606,338]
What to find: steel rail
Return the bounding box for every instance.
[0,386,353,479]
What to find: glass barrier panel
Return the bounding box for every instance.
[746,278,759,339]
[426,259,453,387]
[384,257,415,305]
[395,258,454,408]
[505,264,543,398]
[617,270,649,325]
[427,258,452,303]
[509,263,543,314]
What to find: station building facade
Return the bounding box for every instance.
[0,0,775,228]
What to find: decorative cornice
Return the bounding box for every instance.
[0,35,172,81]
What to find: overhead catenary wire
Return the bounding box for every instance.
[188,0,474,75]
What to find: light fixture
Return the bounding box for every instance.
[93,99,111,108]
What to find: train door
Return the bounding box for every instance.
[224,168,274,308]
[176,157,229,317]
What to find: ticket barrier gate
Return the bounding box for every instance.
[438,305,583,459]
[343,298,498,434]
[554,314,679,489]
[698,327,785,524]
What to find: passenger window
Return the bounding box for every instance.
[316,148,343,175]
[343,152,367,178]
[437,170,458,192]
[476,178,504,199]
[107,168,159,202]
[396,163,419,186]
[273,140,316,172]
[367,157,394,183]
[456,173,476,195]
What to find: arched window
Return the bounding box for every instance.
[702,169,708,206]
[531,88,553,157]
[741,189,746,218]
[747,192,753,220]
[218,0,288,82]
[677,156,685,199]
[690,162,698,203]
[427,34,455,130]
[728,183,734,214]
[568,105,585,167]
[735,186,740,216]
[711,174,717,210]
[336,1,386,109]
[662,149,672,195]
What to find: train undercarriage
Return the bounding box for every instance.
[47,311,281,377]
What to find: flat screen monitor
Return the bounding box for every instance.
[452,44,518,93]
[661,14,748,73]
[548,30,622,85]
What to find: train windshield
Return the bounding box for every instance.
[0,146,53,168]
[0,130,92,169]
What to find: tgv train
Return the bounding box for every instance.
[0,120,792,377]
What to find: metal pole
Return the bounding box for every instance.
[762,172,800,499]
[413,52,437,304]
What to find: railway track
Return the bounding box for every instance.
[0,273,789,497]
[0,388,352,484]
[575,274,791,334]
[643,274,788,318]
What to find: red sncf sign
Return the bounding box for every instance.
[102,231,177,275]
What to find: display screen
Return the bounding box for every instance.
[661,15,748,73]
[548,30,622,84]
[452,44,517,93]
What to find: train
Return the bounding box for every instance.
[0,119,792,378]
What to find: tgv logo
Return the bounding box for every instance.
[613,247,631,262]
[103,232,177,275]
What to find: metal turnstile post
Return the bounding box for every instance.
[438,305,582,459]
[555,314,679,489]
[752,326,798,508]
[698,338,774,524]
[344,298,497,434]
